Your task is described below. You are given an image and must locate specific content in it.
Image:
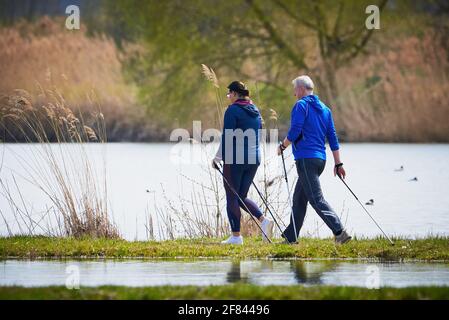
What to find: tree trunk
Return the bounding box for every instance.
[322,58,340,109]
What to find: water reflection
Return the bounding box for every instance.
[290,261,338,285]
[226,260,275,284]
[2,259,449,288]
[226,260,248,284]
[225,260,338,285]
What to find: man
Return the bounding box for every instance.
[278,75,351,244]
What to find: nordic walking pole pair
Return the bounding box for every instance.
[279,142,298,243]
[279,142,394,245]
[336,172,395,246]
[250,181,287,239]
[213,161,273,243]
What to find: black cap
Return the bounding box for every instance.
[227,81,249,96]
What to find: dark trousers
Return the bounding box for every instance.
[283,158,343,242]
[223,164,263,232]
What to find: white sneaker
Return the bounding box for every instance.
[221,235,243,245]
[261,218,274,242]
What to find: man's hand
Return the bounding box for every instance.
[334,164,346,179]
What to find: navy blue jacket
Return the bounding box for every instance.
[219,99,262,165]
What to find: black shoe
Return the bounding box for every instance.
[280,233,298,244]
[335,230,352,244]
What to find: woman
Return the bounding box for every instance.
[213,81,273,245]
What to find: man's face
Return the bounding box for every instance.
[293,86,304,99]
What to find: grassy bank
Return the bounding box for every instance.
[1,285,448,300]
[1,236,449,260]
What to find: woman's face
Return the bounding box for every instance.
[227,91,238,103]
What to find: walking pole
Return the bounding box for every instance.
[336,173,395,246]
[213,161,272,243]
[280,142,298,243]
[251,181,287,237]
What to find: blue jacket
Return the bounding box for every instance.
[220,99,262,165]
[287,95,339,161]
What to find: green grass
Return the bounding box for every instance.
[0,285,448,300]
[1,236,449,260]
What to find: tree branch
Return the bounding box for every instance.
[332,0,345,39]
[245,0,308,70]
[270,0,318,30]
[312,1,328,58]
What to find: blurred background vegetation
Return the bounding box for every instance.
[1,0,448,142]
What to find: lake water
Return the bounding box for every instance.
[1,259,449,288]
[1,143,449,240]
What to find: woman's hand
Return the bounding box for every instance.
[212,157,221,170]
[277,145,283,156]
[277,140,288,156]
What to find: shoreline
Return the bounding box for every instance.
[1,236,448,261]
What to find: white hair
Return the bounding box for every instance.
[292,75,314,93]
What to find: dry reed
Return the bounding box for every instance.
[0,82,119,239]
